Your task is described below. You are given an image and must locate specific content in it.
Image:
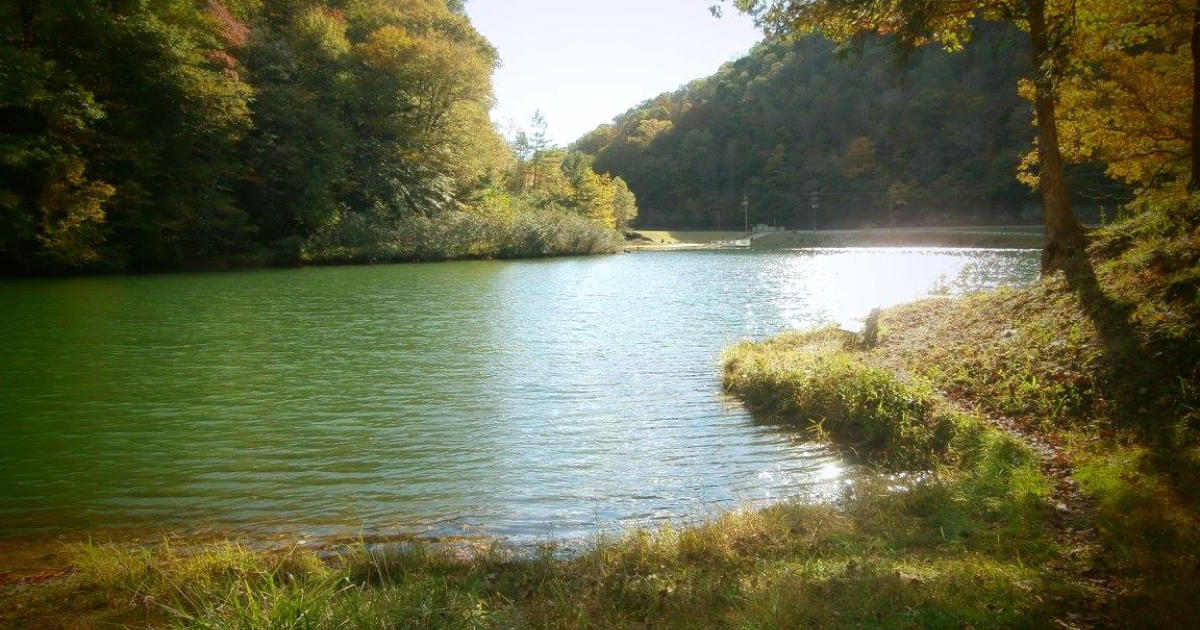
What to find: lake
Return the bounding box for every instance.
[0,248,1038,543]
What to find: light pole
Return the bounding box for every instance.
[809,191,820,232]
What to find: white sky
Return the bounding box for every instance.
[465,0,763,145]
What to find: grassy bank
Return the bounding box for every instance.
[1,474,1081,630]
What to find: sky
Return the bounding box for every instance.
[465,0,764,145]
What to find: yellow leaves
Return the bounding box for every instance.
[473,188,515,223]
[1017,140,1042,191]
[36,157,114,265]
[356,25,415,70]
[1044,0,1192,190]
[347,0,467,39]
[501,143,637,230]
[1074,0,1189,50]
[440,100,508,188]
[582,170,619,228]
[335,1,503,206]
[357,25,490,105]
[292,7,351,59]
[611,177,638,229]
[629,119,675,148]
[351,0,493,89]
[1014,0,1191,197]
[840,136,878,179]
[353,15,496,197]
[571,171,641,229]
[743,0,982,49]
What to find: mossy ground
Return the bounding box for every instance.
[3,202,1197,629]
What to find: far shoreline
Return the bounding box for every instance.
[624,226,1045,251]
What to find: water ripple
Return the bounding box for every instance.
[0,248,1037,541]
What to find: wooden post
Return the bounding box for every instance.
[862,308,881,349]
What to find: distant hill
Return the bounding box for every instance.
[574,24,1118,230]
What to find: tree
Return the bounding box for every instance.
[526,110,553,191]
[611,177,639,229]
[575,26,1048,231]
[0,45,113,269]
[727,0,1089,272]
[237,5,353,247]
[1186,0,1200,192]
[0,0,255,269]
[0,0,620,272]
[761,143,796,222]
[1044,0,1194,201]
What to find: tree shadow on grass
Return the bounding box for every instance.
[1061,253,1200,625]
[1062,249,1200,490]
[1060,255,1186,443]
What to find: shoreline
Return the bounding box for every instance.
[0,244,625,280]
[0,488,838,580]
[624,226,1045,251]
[0,228,1044,278]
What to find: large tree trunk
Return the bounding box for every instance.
[1191,2,1199,191]
[1029,0,1087,273]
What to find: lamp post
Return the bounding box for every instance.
[809,191,820,232]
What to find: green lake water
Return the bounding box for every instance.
[0,248,1038,542]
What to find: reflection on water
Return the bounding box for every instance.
[754,248,1037,333]
[0,248,1038,541]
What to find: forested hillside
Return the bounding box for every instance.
[0,0,634,273]
[575,24,1118,230]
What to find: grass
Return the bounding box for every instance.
[715,196,1199,625]
[863,282,1200,625]
[723,328,961,469]
[0,486,1077,630]
[4,199,1198,628]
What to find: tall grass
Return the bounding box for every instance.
[722,328,959,469]
[1,486,1076,630]
[301,207,623,265]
